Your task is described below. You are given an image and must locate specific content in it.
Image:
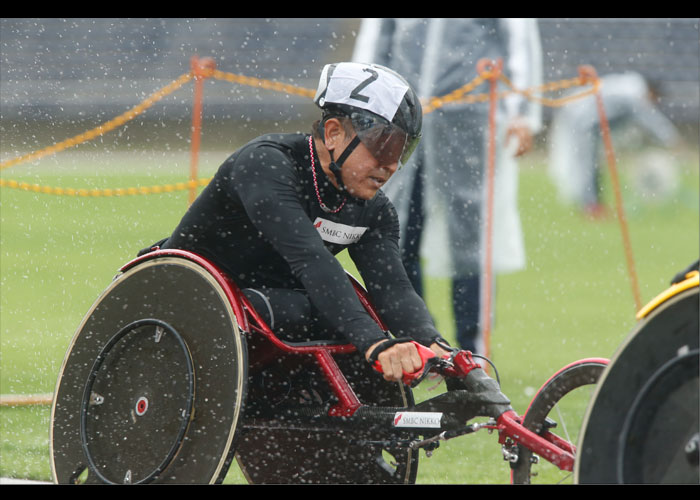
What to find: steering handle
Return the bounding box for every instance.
[371,341,434,385]
[373,341,479,386]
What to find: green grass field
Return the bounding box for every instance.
[1,144,698,484]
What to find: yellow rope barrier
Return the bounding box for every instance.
[0,177,211,197]
[0,393,53,407]
[212,69,316,99]
[496,72,600,108]
[0,64,600,197]
[0,72,194,171]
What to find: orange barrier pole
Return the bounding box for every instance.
[477,58,503,362]
[189,56,216,205]
[578,65,642,311]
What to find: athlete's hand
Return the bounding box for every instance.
[505,117,533,157]
[366,340,423,383]
[429,342,452,359]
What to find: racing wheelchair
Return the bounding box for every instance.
[49,249,695,484]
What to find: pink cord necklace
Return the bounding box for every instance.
[309,136,346,213]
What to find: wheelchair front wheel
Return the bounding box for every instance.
[510,359,607,484]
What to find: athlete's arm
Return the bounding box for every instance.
[231,144,388,354]
[349,198,446,349]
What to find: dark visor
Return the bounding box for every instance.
[349,112,420,169]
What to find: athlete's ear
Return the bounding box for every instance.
[323,118,346,153]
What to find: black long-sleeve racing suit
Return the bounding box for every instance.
[161,133,443,355]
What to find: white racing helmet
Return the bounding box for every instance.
[314,62,422,176]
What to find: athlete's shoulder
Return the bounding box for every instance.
[370,188,397,214]
[245,133,307,155]
[361,188,399,232]
[219,133,307,175]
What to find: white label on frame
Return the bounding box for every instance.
[393,411,443,428]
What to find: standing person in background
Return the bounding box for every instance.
[548,72,682,217]
[353,18,542,354]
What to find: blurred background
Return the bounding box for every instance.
[2,18,698,149]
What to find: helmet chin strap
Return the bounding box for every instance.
[328,135,361,193]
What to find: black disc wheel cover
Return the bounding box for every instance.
[51,256,247,484]
[575,286,699,484]
[79,319,195,484]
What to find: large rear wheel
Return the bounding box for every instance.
[51,255,248,484]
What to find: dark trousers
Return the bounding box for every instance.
[401,158,482,353]
[241,287,345,345]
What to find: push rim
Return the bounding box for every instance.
[79,318,195,484]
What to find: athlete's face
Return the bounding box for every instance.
[327,121,399,200]
[342,136,398,200]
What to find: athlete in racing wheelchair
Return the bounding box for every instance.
[159,62,452,381]
[51,62,517,484]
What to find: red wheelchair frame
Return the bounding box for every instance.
[120,248,608,483]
